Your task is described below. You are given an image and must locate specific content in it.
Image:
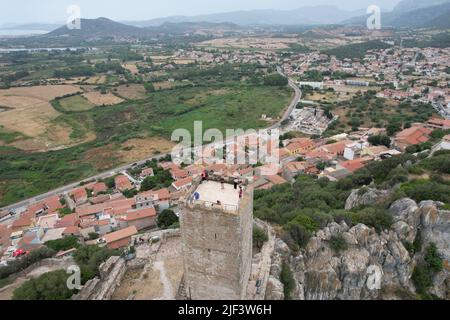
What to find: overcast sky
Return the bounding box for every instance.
[0,0,402,24]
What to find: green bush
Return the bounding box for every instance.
[412,264,433,296]
[12,270,75,300]
[157,209,179,229]
[329,235,348,253]
[424,243,443,273]
[412,243,443,298]
[280,262,295,300]
[73,245,121,284]
[45,236,80,252]
[253,226,268,250]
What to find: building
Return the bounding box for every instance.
[120,207,157,231]
[115,175,133,192]
[180,177,253,300]
[426,118,450,130]
[135,188,171,212]
[394,126,433,151]
[297,81,323,89]
[71,188,88,206]
[103,226,138,249]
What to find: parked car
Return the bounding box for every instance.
[12,249,29,258]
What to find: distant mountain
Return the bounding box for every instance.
[391,3,450,28]
[127,6,365,27]
[393,0,450,13]
[44,17,147,38]
[342,0,450,28]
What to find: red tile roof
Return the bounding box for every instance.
[395,126,432,146]
[115,175,133,191]
[71,188,87,202]
[55,213,79,228]
[340,157,373,173]
[76,198,135,217]
[91,182,108,195]
[123,208,156,221]
[172,177,193,190]
[104,226,138,244]
[265,175,288,185]
[63,226,80,235]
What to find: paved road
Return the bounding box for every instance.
[0,69,301,218]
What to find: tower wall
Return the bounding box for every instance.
[180,183,253,300]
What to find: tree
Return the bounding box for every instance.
[368,135,391,148]
[157,209,179,229]
[73,245,120,284]
[253,226,268,250]
[264,74,288,87]
[12,270,75,300]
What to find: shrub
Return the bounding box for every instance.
[253,226,268,250]
[412,264,433,296]
[73,245,121,284]
[329,235,348,253]
[157,209,179,229]
[424,243,443,273]
[12,270,75,300]
[45,236,80,252]
[280,262,295,300]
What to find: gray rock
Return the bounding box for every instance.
[345,188,392,210]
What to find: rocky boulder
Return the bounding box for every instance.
[345,187,392,210]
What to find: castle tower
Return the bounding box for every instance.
[180,177,253,300]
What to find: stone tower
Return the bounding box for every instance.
[180,177,253,300]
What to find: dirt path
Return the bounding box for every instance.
[153,261,174,300]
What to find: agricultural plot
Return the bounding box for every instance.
[0,85,83,150]
[83,91,124,106]
[57,95,95,112]
[115,84,147,100]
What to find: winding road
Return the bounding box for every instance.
[0,68,301,221]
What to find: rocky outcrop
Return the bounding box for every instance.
[417,201,450,299]
[269,197,450,300]
[345,187,392,210]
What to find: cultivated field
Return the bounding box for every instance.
[115,84,147,100]
[0,85,83,150]
[198,37,302,50]
[83,91,124,106]
[58,95,95,112]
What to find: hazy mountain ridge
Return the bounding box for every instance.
[127,6,365,27]
[343,1,450,28]
[45,17,147,38]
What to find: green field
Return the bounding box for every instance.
[57,95,95,112]
[0,82,292,206]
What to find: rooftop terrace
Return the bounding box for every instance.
[189,180,242,213]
